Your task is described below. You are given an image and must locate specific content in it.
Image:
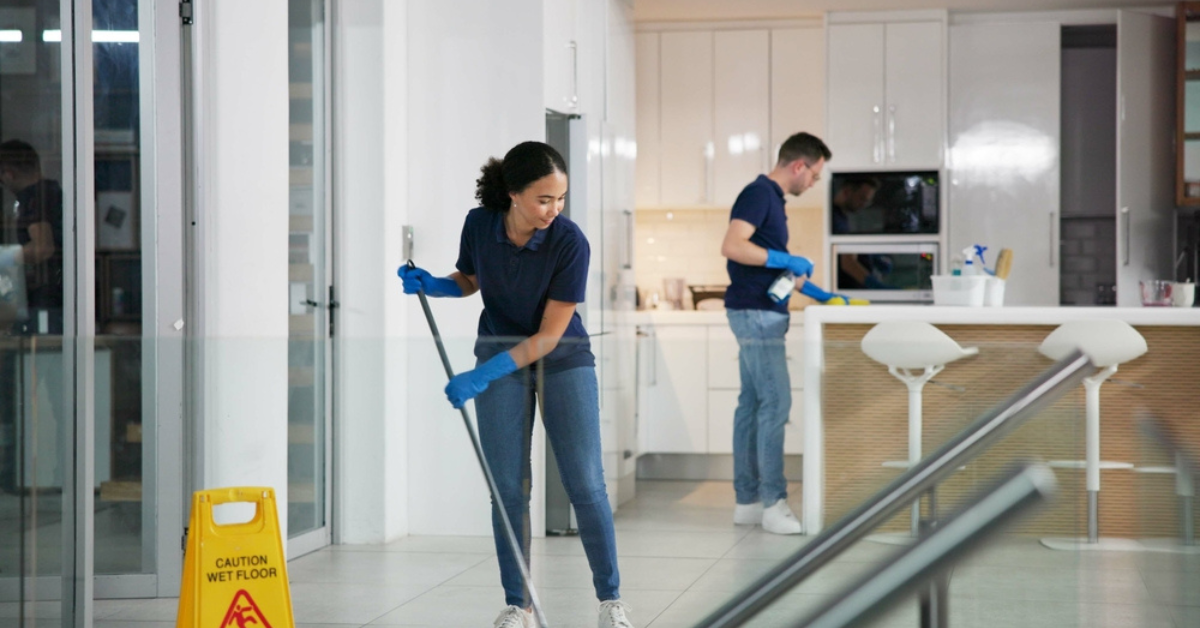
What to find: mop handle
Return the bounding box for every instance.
[406,260,549,628]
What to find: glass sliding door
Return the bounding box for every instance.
[287,0,331,555]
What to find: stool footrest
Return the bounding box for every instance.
[1133,466,1177,475]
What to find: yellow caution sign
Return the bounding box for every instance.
[176,487,295,628]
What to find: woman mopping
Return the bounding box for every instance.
[399,142,634,628]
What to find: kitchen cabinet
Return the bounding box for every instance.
[827,20,944,170]
[707,390,805,456]
[543,0,579,112]
[714,30,771,206]
[771,27,827,208]
[659,31,715,207]
[635,32,661,207]
[641,325,708,453]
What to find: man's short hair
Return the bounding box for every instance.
[777,132,831,167]
[0,140,40,175]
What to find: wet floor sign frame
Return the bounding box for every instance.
[177,487,295,628]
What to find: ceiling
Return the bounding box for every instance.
[633,0,1173,22]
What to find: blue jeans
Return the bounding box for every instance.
[474,364,620,607]
[726,308,791,508]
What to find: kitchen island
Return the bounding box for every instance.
[802,305,1200,536]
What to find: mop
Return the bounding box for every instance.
[406,260,549,628]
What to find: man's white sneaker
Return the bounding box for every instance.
[598,599,635,628]
[761,501,804,535]
[493,605,535,628]
[733,502,763,525]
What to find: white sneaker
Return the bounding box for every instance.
[733,502,763,525]
[762,501,804,535]
[598,599,635,628]
[493,605,535,628]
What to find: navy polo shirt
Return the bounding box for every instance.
[455,207,594,374]
[725,175,789,313]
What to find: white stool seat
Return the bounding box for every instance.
[1038,319,1147,551]
[862,321,977,541]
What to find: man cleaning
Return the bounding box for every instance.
[719,132,830,535]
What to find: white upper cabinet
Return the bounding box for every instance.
[544,0,579,112]
[635,32,661,207]
[827,20,944,170]
[884,22,944,168]
[713,30,771,206]
[828,24,887,169]
[771,27,826,207]
[659,31,715,207]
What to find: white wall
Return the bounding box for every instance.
[403,0,545,536]
[197,0,290,535]
[333,0,410,544]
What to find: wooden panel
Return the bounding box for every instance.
[822,323,1200,538]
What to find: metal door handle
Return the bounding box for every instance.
[1121,206,1131,266]
[887,104,896,163]
[872,106,882,164]
[1049,212,1056,268]
[303,299,320,308]
[622,209,633,270]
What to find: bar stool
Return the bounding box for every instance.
[1134,459,1197,553]
[1037,319,1147,551]
[861,321,978,541]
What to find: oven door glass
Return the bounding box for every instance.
[830,171,939,235]
[833,243,937,302]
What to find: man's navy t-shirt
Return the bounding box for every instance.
[725,175,789,313]
[456,207,594,374]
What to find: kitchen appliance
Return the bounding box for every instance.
[831,242,938,303]
[830,171,939,236]
[688,284,726,309]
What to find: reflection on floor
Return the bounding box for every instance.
[4,480,1199,627]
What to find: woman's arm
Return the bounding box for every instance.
[506,299,576,369]
[449,271,479,297]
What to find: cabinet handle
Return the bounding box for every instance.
[872,106,882,164]
[703,143,714,204]
[567,40,579,110]
[1121,206,1131,266]
[1049,211,1056,268]
[622,209,633,270]
[887,104,896,163]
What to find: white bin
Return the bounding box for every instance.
[932,275,988,307]
[984,277,1006,307]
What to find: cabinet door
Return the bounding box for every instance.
[884,22,944,168]
[827,23,886,169]
[643,326,708,453]
[784,398,804,455]
[707,324,741,389]
[948,22,1060,305]
[714,30,771,206]
[1116,11,1176,306]
[635,32,661,207]
[660,31,715,206]
[772,27,827,207]
[543,0,578,111]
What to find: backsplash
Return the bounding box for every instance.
[635,205,826,310]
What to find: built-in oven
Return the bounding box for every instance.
[830,171,939,236]
[831,242,938,303]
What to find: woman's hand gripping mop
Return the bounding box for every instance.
[403,260,550,628]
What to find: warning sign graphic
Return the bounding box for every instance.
[221,590,273,628]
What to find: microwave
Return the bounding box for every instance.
[830,171,939,236]
[831,242,938,303]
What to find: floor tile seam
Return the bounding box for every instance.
[353,553,505,625]
[287,552,497,585]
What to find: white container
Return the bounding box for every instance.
[984,277,1006,307]
[932,275,988,307]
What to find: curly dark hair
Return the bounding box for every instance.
[475,141,567,212]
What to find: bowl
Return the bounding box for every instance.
[1140,280,1174,306]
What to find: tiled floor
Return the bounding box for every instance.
[12,480,1200,627]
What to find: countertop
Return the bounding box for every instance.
[630,309,804,326]
[802,305,1200,327]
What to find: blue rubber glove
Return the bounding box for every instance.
[798,280,852,304]
[397,265,463,297]
[764,249,814,278]
[445,352,519,409]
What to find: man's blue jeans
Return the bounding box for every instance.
[726,308,791,508]
[474,364,620,607]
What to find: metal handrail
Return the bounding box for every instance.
[694,351,1094,628]
[798,463,1057,628]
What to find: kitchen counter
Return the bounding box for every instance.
[801,305,1200,535]
[630,309,807,327]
